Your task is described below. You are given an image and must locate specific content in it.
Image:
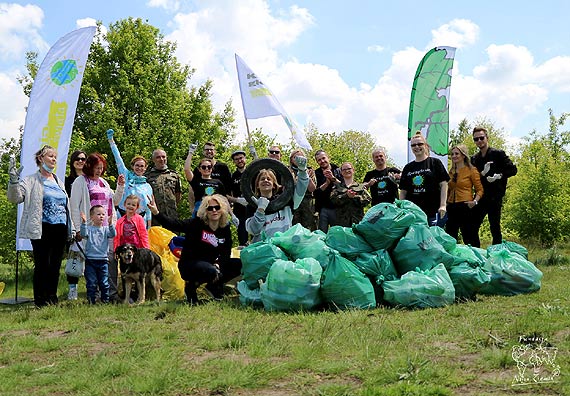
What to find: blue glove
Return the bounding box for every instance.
[106,129,114,140]
[295,156,307,171]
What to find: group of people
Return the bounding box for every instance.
[399,128,517,247]
[7,126,516,307]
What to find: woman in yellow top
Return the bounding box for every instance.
[446,144,484,245]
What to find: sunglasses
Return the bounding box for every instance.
[200,165,213,170]
[410,143,424,147]
[473,136,486,142]
[207,205,221,212]
[269,150,280,155]
[76,157,86,162]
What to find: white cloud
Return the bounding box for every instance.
[534,55,570,92]
[427,18,479,49]
[473,44,534,84]
[367,45,384,53]
[147,0,180,12]
[0,3,48,60]
[0,71,27,140]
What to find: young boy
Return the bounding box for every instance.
[80,205,116,304]
[114,194,150,249]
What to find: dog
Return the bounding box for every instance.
[115,243,163,304]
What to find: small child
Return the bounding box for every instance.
[80,205,116,304]
[114,194,150,249]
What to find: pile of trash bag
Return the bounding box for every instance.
[238,200,543,311]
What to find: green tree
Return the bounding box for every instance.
[449,116,508,157]
[0,136,24,266]
[504,110,570,246]
[72,18,235,179]
[305,124,380,180]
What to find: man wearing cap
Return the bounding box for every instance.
[228,149,249,246]
[145,149,182,226]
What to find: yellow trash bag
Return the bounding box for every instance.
[148,226,185,301]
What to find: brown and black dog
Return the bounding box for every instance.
[115,243,163,304]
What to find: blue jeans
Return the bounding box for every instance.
[318,207,337,233]
[85,259,110,304]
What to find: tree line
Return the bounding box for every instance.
[1,17,568,272]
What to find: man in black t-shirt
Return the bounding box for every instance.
[363,148,401,205]
[228,150,249,246]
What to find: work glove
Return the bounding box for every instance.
[230,212,240,227]
[481,161,493,176]
[9,157,23,184]
[188,142,198,155]
[106,129,114,140]
[251,196,270,211]
[235,197,248,207]
[486,173,503,183]
[295,156,307,172]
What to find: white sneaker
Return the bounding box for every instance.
[68,288,78,300]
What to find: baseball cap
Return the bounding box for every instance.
[231,150,246,158]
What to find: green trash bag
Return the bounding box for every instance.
[240,240,289,289]
[470,245,488,260]
[395,199,428,225]
[447,262,491,299]
[487,240,529,259]
[260,258,322,311]
[354,250,399,283]
[353,202,416,250]
[271,224,331,268]
[237,280,263,308]
[429,225,457,252]
[449,244,486,267]
[320,253,376,310]
[325,226,375,260]
[382,264,455,308]
[392,224,458,275]
[478,247,542,296]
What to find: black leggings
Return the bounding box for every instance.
[178,258,242,302]
[31,223,68,307]
[445,202,478,246]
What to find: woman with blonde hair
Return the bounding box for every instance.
[8,145,74,307]
[446,144,484,245]
[399,131,450,225]
[147,194,241,304]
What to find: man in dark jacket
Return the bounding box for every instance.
[313,150,341,233]
[471,127,518,246]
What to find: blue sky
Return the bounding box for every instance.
[1,0,569,167]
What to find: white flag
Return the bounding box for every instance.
[17,26,96,250]
[235,53,311,150]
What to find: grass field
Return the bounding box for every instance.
[0,247,568,396]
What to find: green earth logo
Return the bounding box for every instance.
[50,59,78,86]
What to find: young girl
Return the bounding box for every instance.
[114,194,150,249]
